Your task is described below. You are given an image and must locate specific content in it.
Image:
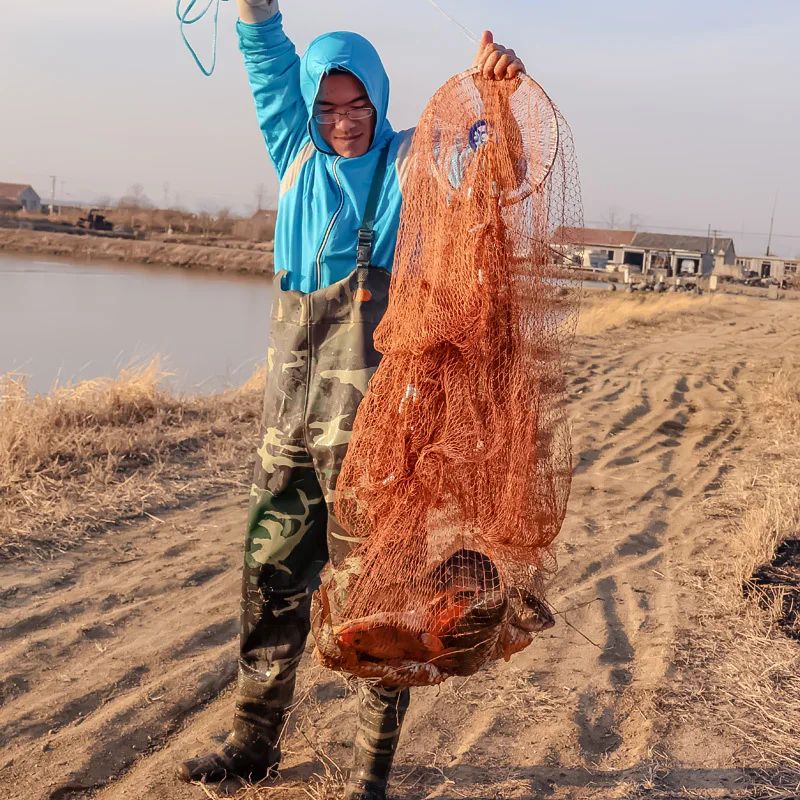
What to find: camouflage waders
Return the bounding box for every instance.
[245,264,409,793]
[180,266,408,792]
[180,144,406,796]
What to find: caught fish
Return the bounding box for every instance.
[317,550,548,677]
[334,613,444,662]
[516,592,555,633]
[430,549,500,593]
[500,623,534,662]
[429,594,474,635]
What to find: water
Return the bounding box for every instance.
[582,280,612,290]
[0,255,621,397]
[0,253,273,395]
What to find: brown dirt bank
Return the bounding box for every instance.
[0,228,275,276]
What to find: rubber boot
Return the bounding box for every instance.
[177,662,297,784]
[343,684,410,800]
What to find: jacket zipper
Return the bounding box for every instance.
[315,156,344,291]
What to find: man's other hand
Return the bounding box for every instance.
[472,30,526,80]
[237,0,279,24]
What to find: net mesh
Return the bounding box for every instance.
[312,69,583,686]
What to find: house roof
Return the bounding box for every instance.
[556,226,735,255]
[0,182,35,202]
[555,227,637,248]
[632,232,733,255]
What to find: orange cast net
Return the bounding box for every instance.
[312,69,583,686]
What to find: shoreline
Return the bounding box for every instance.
[0,227,275,276]
[3,228,795,301]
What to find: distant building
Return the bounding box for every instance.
[0,182,42,212]
[735,255,799,284]
[556,228,637,270]
[557,227,736,277]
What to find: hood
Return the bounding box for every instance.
[300,31,393,156]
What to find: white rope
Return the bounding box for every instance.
[426,0,479,44]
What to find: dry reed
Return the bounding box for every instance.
[0,293,747,560]
[575,291,742,336]
[0,359,266,561]
[664,365,800,796]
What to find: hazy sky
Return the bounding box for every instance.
[2,0,798,257]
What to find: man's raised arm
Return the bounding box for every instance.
[237,0,309,179]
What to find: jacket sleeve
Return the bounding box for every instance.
[394,127,416,196]
[237,14,309,180]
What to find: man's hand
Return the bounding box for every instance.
[472,30,526,80]
[237,0,279,24]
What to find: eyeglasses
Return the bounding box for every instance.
[313,107,375,125]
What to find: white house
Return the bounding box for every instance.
[735,255,799,284]
[557,227,736,277]
[0,182,42,212]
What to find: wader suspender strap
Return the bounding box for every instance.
[356,143,391,278]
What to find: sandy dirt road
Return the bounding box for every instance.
[1,298,797,800]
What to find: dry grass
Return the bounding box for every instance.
[665,365,800,797]
[0,359,266,561]
[189,767,344,800]
[187,666,352,800]
[575,291,743,336]
[3,291,738,563]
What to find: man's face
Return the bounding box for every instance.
[314,72,376,159]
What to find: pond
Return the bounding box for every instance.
[0,253,274,395]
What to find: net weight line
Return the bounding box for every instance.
[425,0,479,44]
[177,0,479,76]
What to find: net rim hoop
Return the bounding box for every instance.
[424,67,561,208]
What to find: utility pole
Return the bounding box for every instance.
[766,191,778,257]
[50,175,57,215]
[163,182,170,209]
[711,228,720,272]
[255,183,265,212]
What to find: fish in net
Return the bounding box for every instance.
[312,68,583,686]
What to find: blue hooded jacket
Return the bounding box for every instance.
[238,14,414,293]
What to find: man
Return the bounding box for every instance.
[178,2,525,798]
